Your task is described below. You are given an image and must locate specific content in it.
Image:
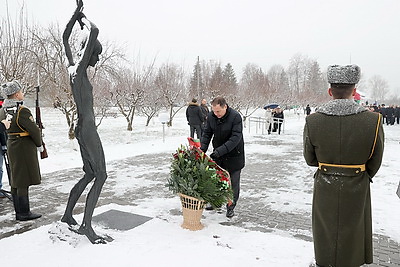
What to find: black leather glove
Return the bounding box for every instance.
[210,150,220,160]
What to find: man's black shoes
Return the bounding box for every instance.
[226,208,235,218]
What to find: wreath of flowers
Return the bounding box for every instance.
[167,138,233,208]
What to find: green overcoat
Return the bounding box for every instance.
[0,101,42,188]
[303,99,384,267]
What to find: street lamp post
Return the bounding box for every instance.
[158,113,169,143]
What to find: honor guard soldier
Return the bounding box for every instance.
[303,65,384,267]
[0,80,43,221]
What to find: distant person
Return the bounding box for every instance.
[395,105,400,124]
[272,107,284,134]
[386,105,395,125]
[265,108,273,133]
[303,65,384,267]
[200,98,209,136]
[305,104,311,115]
[186,98,204,139]
[379,104,387,124]
[268,107,284,134]
[0,81,43,220]
[200,97,245,218]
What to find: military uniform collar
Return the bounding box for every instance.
[317,99,367,116]
[2,99,23,109]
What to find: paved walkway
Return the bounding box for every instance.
[0,133,399,266]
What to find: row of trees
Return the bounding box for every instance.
[0,10,394,138]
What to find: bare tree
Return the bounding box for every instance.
[200,60,220,100]
[235,63,268,124]
[155,63,187,126]
[287,53,311,99]
[27,24,77,137]
[0,5,36,93]
[138,68,163,127]
[267,64,289,103]
[369,75,389,104]
[111,67,143,131]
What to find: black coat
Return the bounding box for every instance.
[200,104,209,122]
[186,103,204,126]
[394,107,400,117]
[273,111,284,122]
[0,123,6,147]
[200,106,245,172]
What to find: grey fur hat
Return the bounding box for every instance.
[1,80,23,96]
[327,64,361,84]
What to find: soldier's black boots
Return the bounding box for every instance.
[14,195,42,221]
[11,194,19,214]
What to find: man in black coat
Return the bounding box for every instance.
[395,105,400,124]
[386,105,395,125]
[200,97,245,218]
[186,98,204,139]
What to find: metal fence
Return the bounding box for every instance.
[248,117,285,135]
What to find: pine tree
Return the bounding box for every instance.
[222,63,238,91]
[209,65,224,98]
[189,56,204,98]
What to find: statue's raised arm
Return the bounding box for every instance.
[63,0,83,67]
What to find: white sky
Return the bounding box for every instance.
[1,0,400,93]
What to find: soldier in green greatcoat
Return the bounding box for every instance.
[0,80,42,221]
[303,65,384,267]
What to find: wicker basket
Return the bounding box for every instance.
[179,193,205,231]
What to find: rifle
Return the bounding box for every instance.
[35,80,48,159]
[0,149,13,201]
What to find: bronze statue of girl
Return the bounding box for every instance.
[61,0,110,244]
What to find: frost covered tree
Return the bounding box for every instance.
[155,63,187,126]
[135,62,163,127]
[267,64,289,103]
[0,6,36,92]
[369,75,389,104]
[236,63,268,124]
[111,63,153,131]
[287,53,311,99]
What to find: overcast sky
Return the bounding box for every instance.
[2,0,400,94]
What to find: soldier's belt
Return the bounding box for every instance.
[8,132,30,137]
[318,162,366,175]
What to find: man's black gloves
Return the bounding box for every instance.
[210,150,220,160]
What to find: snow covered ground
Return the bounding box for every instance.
[0,106,399,267]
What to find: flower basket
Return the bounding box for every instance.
[179,193,205,230]
[167,138,233,230]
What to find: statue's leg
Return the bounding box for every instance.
[78,171,108,244]
[61,172,95,225]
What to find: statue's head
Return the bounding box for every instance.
[88,39,102,67]
[78,36,102,67]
